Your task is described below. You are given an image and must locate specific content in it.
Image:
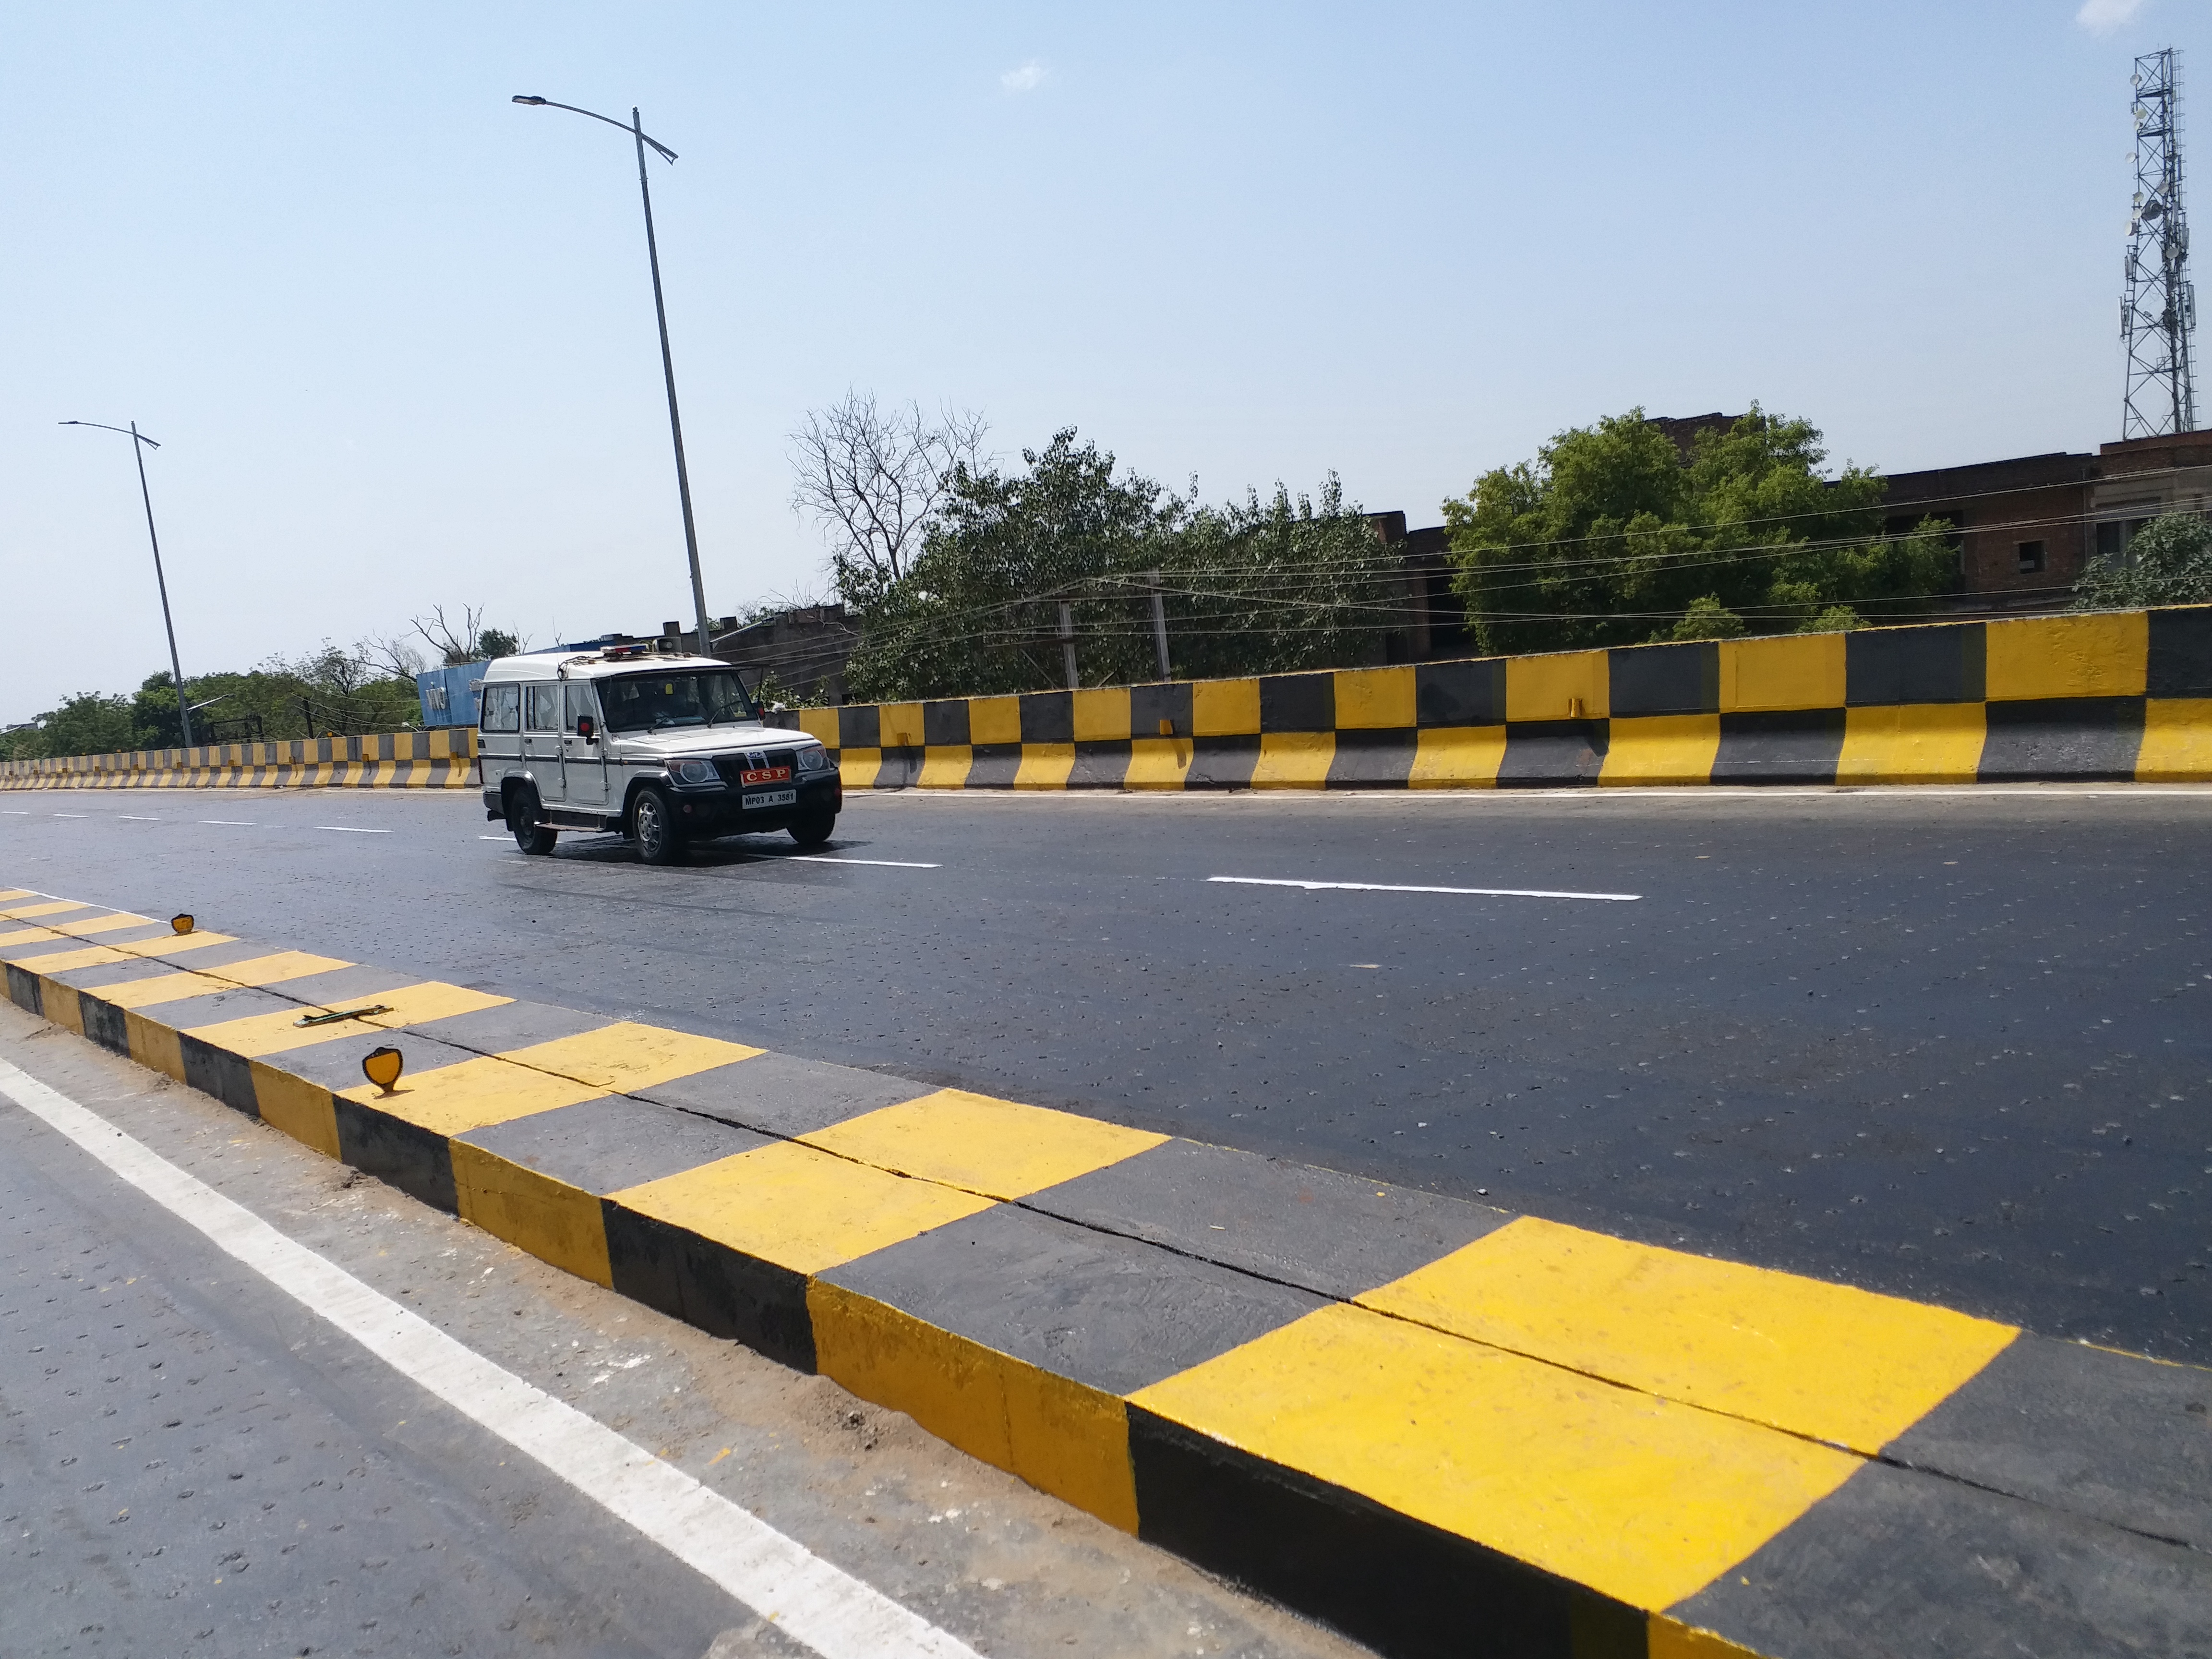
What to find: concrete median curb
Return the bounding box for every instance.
[798,607,2212,792]
[0,729,478,792]
[2,882,2207,1657]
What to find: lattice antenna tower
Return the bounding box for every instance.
[2122,48,2197,437]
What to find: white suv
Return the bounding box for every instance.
[478,646,840,864]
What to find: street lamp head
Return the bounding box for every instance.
[60,419,158,447]
[512,95,548,105]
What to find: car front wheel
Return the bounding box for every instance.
[633,786,685,865]
[788,809,836,849]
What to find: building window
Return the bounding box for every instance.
[2016,540,2046,574]
[2097,514,2159,564]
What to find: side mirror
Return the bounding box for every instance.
[576,715,596,742]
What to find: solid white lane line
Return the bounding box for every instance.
[0,1057,980,1659]
[1210,875,1641,902]
[783,856,941,869]
[315,825,389,834]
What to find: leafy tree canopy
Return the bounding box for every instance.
[2072,512,2212,611]
[1443,407,1957,654]
[845,429,1389,701]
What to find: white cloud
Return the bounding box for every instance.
[2077,0,2146,35]
[1000,60,1047,94]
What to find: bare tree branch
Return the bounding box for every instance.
[411,604,485,666]
[789,391,987,603]
[358,633,427,680]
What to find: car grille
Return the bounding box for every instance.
[713,750,798,786]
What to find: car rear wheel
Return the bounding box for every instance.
[509,787,558,855]
[788,809,836,849]
[633,786,685,865]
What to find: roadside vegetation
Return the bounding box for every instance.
[1442,407,1960,655]
[837,431,1384,703]
[0,608,524,763]
[2071,511,2212,610]
[792,395,1979,700]
[792,396,1387,703]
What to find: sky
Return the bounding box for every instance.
[1,0,2202,720]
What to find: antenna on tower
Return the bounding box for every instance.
[2122,48,2197,437]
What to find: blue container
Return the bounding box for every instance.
[415,663,486,729]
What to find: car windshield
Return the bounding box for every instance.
[599,670,758,733]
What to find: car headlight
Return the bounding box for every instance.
[795,745,830,773]
[673,758,717,784]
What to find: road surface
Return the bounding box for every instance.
[2,783,2206,1360]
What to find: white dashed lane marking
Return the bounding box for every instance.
[1209,875,1641,902]
[782,856,940,869]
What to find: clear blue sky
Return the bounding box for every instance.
[2,0,2199,719]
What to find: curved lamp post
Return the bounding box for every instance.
[512,94,715,656]
[60,419,194,749]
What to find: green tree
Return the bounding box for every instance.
[2072,512,2212,610]
[847,429,1182,700]
[1157,478,1389,681]
[843,429,1392,701]
[131,672,185,747]
[11,691,138,759]
[1667,595,1748,641]
[1443,408,1956,655]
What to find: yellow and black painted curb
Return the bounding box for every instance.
[0,728,478,792]
[797,607,2212,790]
[12,610,2212,800]
[2,882,2206,1657]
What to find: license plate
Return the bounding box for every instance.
[740,765,791,785]
[743,788,797,809]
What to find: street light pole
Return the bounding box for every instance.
[513,95,716,656]
[60,420,194,749]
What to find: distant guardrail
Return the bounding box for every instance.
[793,607,2212,789]
[0,728,477,791]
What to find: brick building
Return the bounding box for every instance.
[1882,432,2212,614]
[1374,422,2212,656]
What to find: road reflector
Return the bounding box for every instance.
[361,1046,404,1094]
[171,914,194,934]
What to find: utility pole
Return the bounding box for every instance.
[1058,601,1079,690]
[1143,570,1171,679]
[2123,48,2198,437]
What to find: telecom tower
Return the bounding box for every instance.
[2122,48,2197,438]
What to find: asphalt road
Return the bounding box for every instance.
[2,784,2207,1361]
[0,998,1368,1659]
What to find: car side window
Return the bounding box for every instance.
[565,683,601,732]
[480,684,520,733]
[525,685,561,732]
